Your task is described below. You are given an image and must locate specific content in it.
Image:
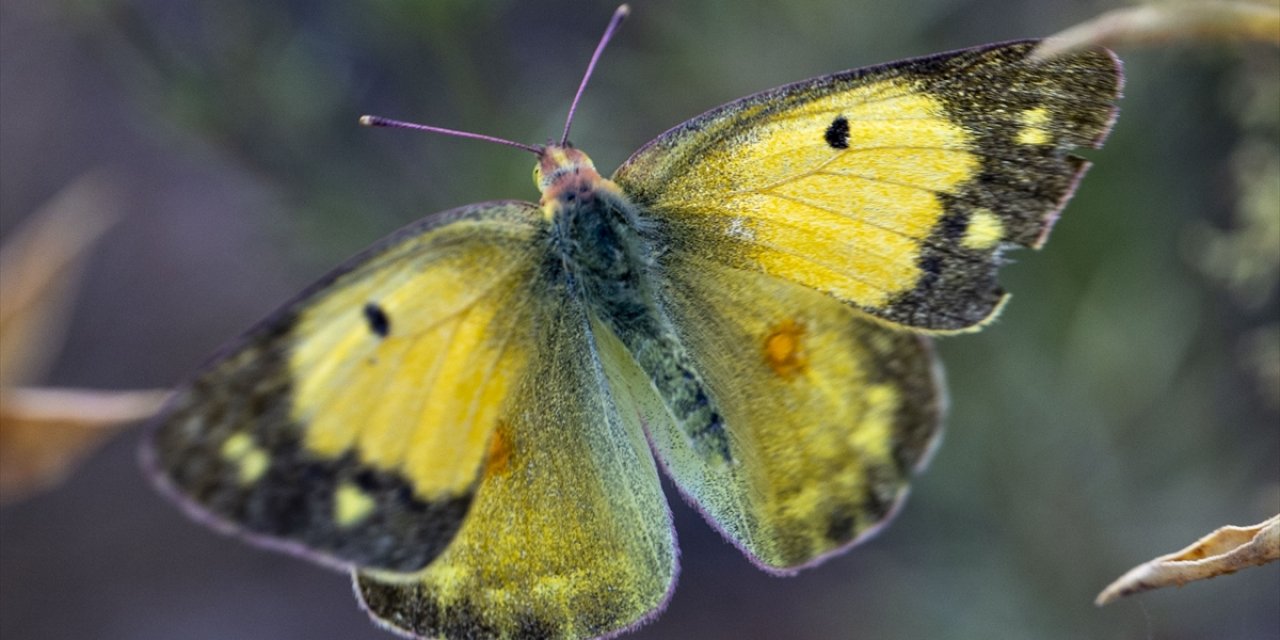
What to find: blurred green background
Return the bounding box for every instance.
[1,0,1277,639]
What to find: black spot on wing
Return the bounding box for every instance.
[824,115,850,149]
[354,468,380,492]
[363,302,390,338]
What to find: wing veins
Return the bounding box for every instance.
[457,285,535,447]
[753,189,988,268]
[724,222,911,298]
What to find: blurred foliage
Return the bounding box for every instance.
[1207,47,1280,412]
[1,0,1276,639]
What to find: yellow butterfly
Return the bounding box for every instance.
[145,5,1122,639]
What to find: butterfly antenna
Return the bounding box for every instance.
[358,115,544,156]
[561,4,630,146]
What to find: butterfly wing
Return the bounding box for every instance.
[597,251,942,571]
[355,287,675,639]
[145,201,549,573]
[614,40,1121,332]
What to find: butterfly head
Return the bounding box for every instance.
[535,144,622,215]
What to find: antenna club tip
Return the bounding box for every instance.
[358,115,378,127]
[616,4,631,18]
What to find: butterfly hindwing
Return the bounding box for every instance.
[356,285,676,640]
[146,201,546,572]
[614,40,1121,332]
[598,251,942,570]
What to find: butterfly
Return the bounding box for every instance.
[144,5,1122,639]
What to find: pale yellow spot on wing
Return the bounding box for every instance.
[1016,106,1052,145]
[335,482,377,527]
[238,448,269,484]
[220,432,253,459]
[220,432,270,485]
[848,384,898,463]
[963,208,1005,250]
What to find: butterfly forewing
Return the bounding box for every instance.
[146,201,547,572]
[614,40,1121,331]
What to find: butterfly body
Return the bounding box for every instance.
[541,146,731,463]
[146,21,1122,638]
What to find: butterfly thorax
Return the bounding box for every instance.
[538,145,639,291]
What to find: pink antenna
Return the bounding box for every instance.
[358,115,543,155]
[561,4,631,145]
[359,5,631,154]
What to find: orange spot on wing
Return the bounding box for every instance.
[484,424,512,476]
[764,319,807,377]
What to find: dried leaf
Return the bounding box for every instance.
[0,387,168,503]
[1033,1,1280,60]
[0,173,173,502]
[0,173,120,388]
[1096,514,1280,605]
